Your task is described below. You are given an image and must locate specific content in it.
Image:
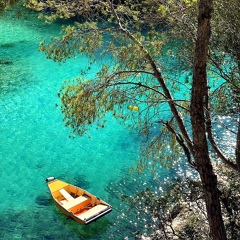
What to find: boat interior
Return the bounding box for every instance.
[52,185,110,222]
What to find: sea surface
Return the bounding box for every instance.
[0,6,192,240]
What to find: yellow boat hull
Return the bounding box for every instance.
[46,177,112,225]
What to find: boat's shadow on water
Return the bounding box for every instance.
[0,198,111,240]
[64,215,112,239]
[35,195,52,207]
[50,201,112,240]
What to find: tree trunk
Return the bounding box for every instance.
[190,0,227,239]
[235,53,240,171]
[236,120,240,171]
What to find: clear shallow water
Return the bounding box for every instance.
[0,7,188,240]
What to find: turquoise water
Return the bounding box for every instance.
[0,7,189,240]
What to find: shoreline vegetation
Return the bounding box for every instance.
[168,163,240,239]
[122,162,239,239]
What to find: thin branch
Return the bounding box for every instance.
[204,95,239,172]
[100,70,190,111]
[210,55,240,91]
[161,120,197,169]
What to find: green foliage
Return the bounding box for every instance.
[0,0,19,11]
[136,122,184,172]
[24,0,103,22]
[211,82,240,116]
[216,164,240,239]
[209,0,240,115]
[122,163,240,239]
[39,22,103,62]
[60,75,129,136]
[52,18,187,167]
[212,0,240,59]
[164,0,240,113]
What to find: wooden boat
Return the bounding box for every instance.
[46,177,112,225]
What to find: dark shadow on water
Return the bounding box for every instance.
[64,217,112,240]
[0,43,16,48]
[0,204,112,240]
[0,59,13,65]
[35,195,52,207]
[74,174,91,190]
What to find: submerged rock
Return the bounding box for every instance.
[0,59,13,65]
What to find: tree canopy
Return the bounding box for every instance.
[26,0,240,172]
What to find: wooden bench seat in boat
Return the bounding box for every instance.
[59,188,74,201]
[78,204,109,221]
[62,195,90,210]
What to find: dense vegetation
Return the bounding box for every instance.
[3,0,239,239]
[0,0,18,11]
